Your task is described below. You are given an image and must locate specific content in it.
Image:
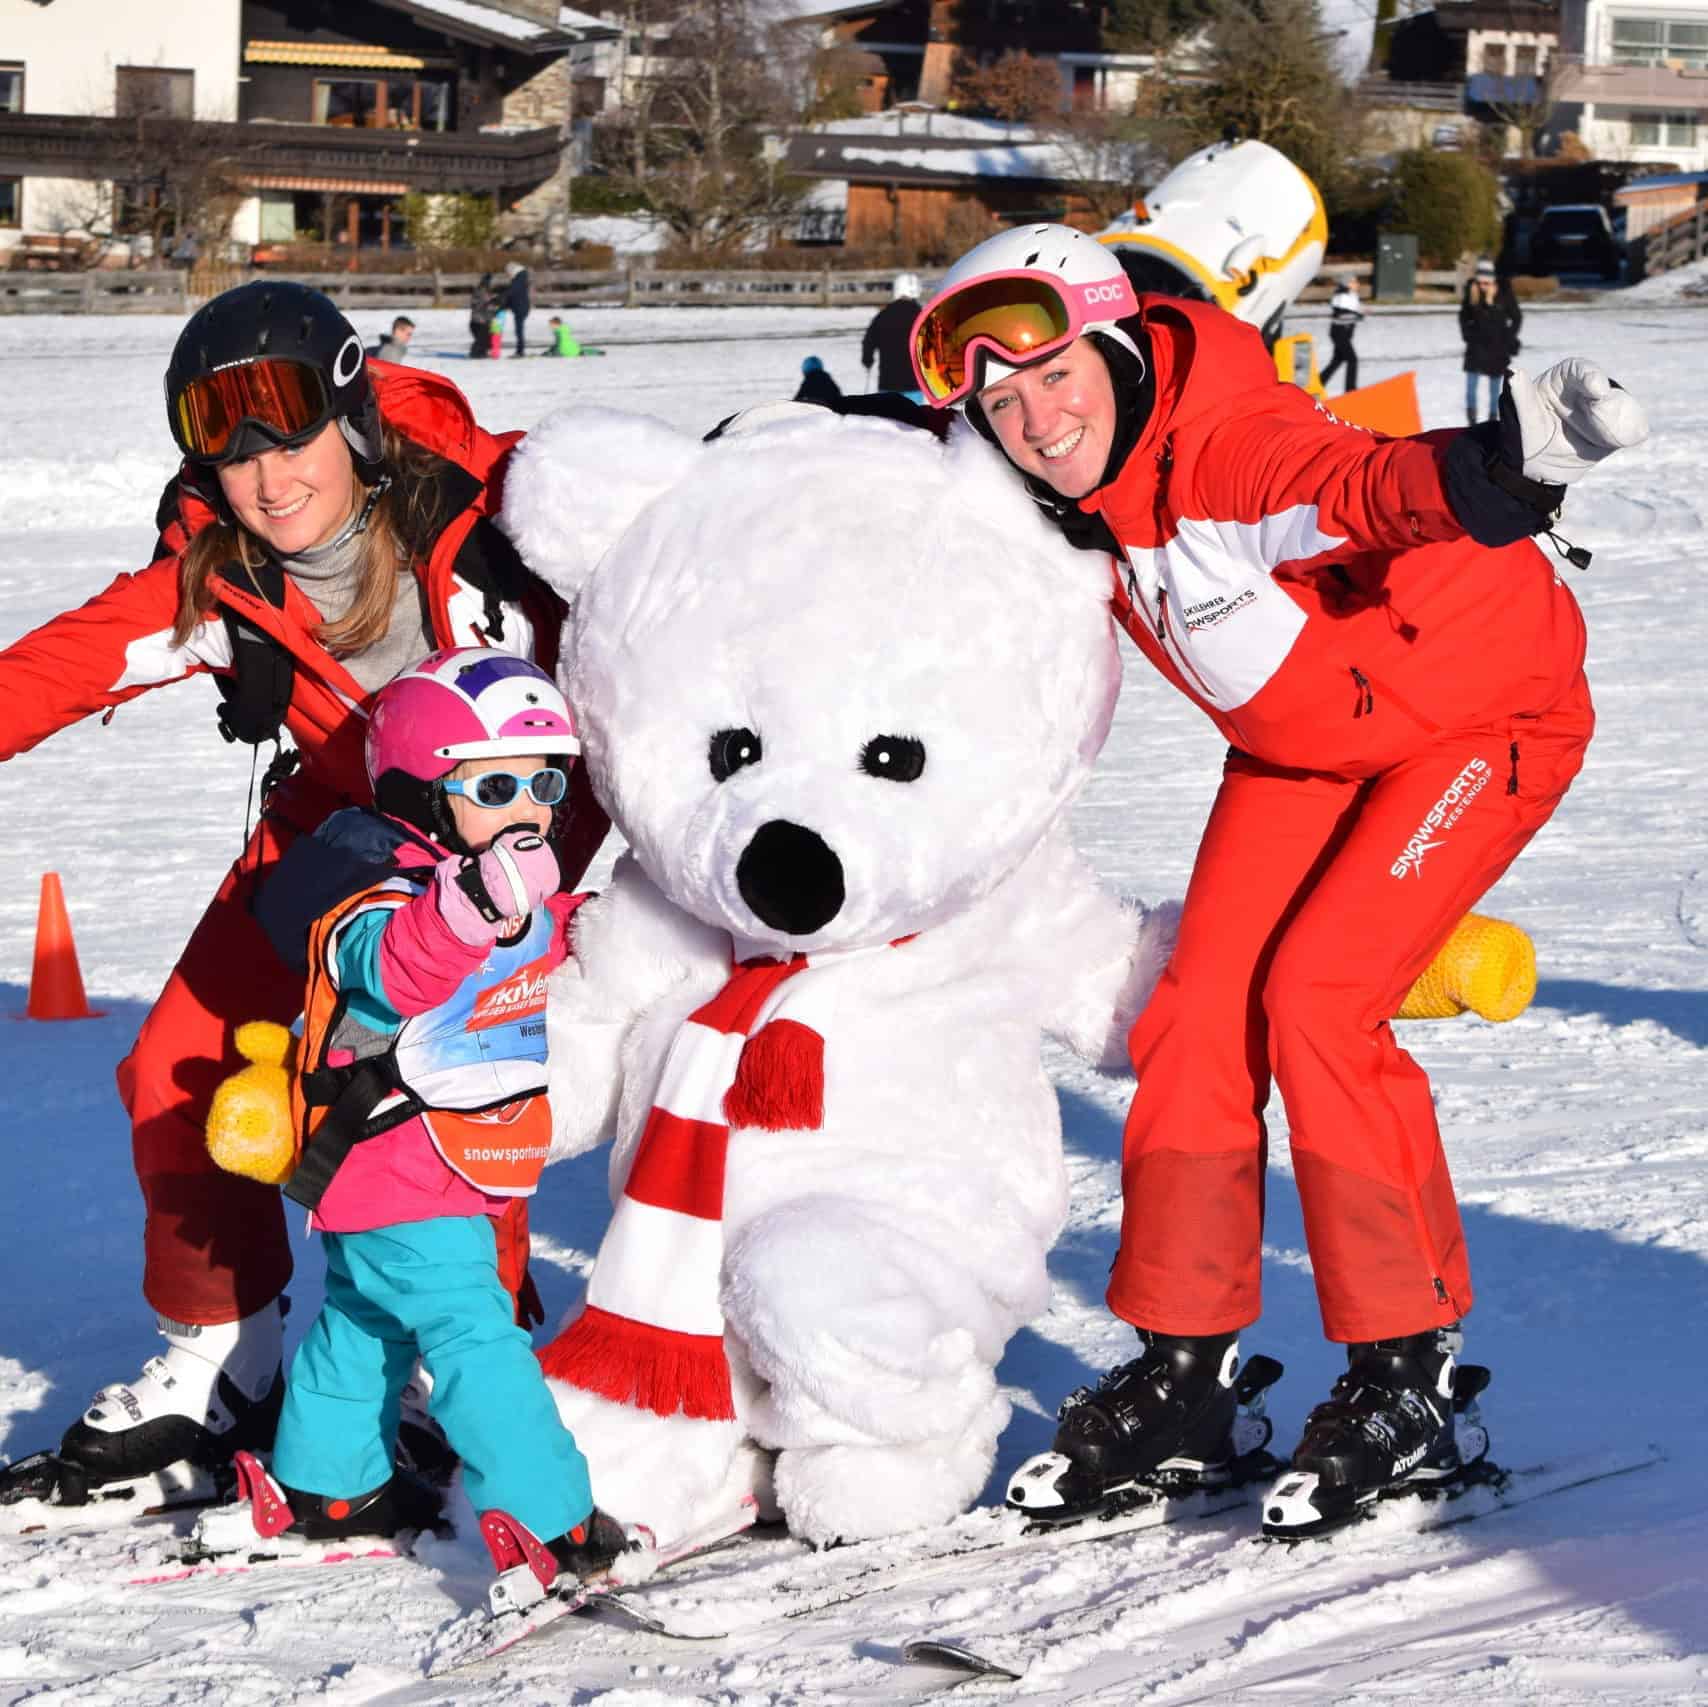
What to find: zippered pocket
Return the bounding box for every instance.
[1349,666,1443,735]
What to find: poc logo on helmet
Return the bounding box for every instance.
[1081,283,1126,305]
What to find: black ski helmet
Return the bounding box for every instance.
[164,280,383,478]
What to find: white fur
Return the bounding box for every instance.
[506,405,1171,1546]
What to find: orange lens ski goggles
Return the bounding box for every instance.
[911,270,1138,407]
[171,358,333,462]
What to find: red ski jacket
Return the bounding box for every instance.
[1088,299,1587,776]
[0,365,602,862]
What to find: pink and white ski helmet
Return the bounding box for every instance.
[364,647,578,791]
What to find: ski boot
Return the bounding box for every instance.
[1261,1326,1494,1540]
[188,1448,447,1561]
[1006,1331,1285,1526]
[0,1304,285,1533]
[481,1505,641,1614]
[394,1367,460,1488]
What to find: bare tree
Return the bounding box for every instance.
[1479,46,1567,159]
[597,0,812,258]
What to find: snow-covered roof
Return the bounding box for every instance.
[1614,171,1708,198]
[371,0,617,51]
[789,116,1138,187]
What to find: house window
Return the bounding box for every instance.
[313,77,454,131]
[314,79,382,127]
[1514,44,1539,74]
[115,66,194,119]
[1629,108,1699,146]
[0,178,19,228]
[0,64,23,114]
[1482,42,1510,74]
[1611,17,1708,69]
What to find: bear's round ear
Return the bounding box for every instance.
[498,407,703,602]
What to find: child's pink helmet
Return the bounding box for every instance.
[365,649,577,847]
[365,648,578,790]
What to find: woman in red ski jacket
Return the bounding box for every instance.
[911,225,1648,1533]
[0,282,605,1513]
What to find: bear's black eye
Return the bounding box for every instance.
[709,727,762,782]
[859,735,926,783]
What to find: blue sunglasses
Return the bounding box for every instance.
[441,767,568,810]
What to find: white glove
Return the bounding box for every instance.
[1507,358,1649,485]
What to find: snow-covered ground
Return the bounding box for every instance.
[1,301,1706,1703]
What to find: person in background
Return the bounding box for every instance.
[794,354,843,407]
[862,272,925,399]
[468,273,496,360]
[490,303,507,362]
[1318,274,1362,395]
[504,261,532,359]
[545,316,582,358]
[1460,258,1522,425]
[368,316,415,364]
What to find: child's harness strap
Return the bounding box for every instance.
[283,1056,420,1211]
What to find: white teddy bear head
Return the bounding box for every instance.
[502,404,1120,956]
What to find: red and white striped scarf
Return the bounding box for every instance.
[538,952,832,1420]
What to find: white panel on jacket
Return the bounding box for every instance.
[1123,504,1345,710]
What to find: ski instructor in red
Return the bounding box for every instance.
[0,282,605,1517]
[912,225,1647,1537]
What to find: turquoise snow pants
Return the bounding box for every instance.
[271,1217,592,1541]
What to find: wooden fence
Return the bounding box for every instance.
[1632,201,1708,281]
[0,269,188,314]
[0,259,1514,316]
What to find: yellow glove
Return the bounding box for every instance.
[206,1021,299,1185]
[1398,913,1535,1023]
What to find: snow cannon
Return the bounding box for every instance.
[1097,138,1327,345]
[1398,913,1537,1023]
[1098,139,1423,436]
[206,1021,298,1185]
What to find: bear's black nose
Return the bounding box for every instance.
[736,820,845,936]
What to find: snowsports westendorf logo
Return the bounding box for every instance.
[1389,757,1491,879]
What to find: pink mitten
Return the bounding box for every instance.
[434,828,561,946]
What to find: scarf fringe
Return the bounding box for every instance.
[724,1018,825,1132]
[539,1305,736,1421]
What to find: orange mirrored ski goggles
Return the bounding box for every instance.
[910,269,1139,407]
[170,358,333,463]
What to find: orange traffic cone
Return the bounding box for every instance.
[22,873,102,1021]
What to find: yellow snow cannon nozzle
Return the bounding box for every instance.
[206,1020,299,1185]
[1399,914,1537,1023]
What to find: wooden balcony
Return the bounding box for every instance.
[0,112,564,194]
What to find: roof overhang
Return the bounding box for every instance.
[368,0,612,53]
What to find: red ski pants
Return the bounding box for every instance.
[115,810,542,1327]
[116,815,304,1324]
[1108,674,1594,1344]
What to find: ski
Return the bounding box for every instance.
[425,1496,760,1674]
[1260,1444,1664,1544]
[0,1451,229,1538]
[126,1535,412,1588]
[902,1637,1023,1682]
[614,1464,1279,1641]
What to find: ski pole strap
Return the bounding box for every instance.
[283,1058,418,1211]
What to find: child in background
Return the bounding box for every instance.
[490,304,508,360]
[546,316,581,358]
[195,649,628,1594]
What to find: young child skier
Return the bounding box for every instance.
[194,648,628,1593]
[490,304,508,361]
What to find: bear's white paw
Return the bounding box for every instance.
[771,1393,1008,1544]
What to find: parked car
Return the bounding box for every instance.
[1529,203,1623,281]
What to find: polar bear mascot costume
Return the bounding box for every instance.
[499,401,1175,1547]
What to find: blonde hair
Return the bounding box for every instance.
[170,424,453,652]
